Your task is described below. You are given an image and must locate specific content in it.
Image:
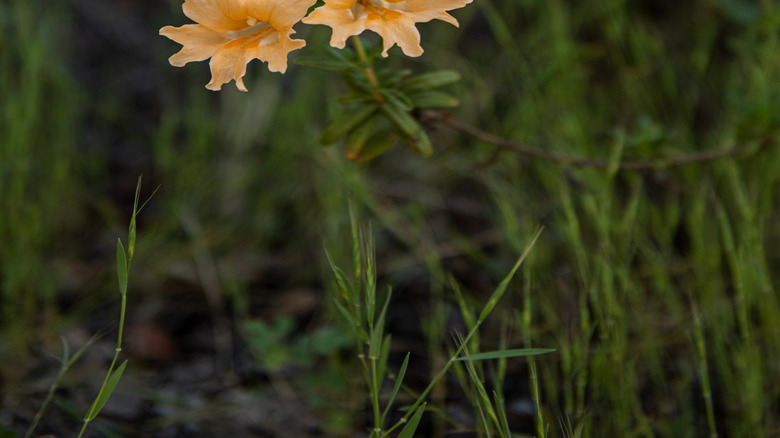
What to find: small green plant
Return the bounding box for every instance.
[325,215,554,437]
[20,177,149,438]
[243,316,352,372]
[75,178,147,438]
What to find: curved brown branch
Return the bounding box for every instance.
[421,110,772,171]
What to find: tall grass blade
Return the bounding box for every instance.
[456,348,556,361]
[381,352,410,425]
[478,227,542,323]
[368,289,391,360]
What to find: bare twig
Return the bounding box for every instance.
[421,110,772,171]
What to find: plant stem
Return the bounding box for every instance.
[350,36,384,103]
[420,110,773,171]
[77,292,127,438]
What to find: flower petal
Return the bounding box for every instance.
[206,39,252,90]
[249,0,318,30]
[160,24,229,66]
[181,0,245,30]
[255,32,307,73]
[366,11,423,57]
[162,0,315,90]
[303,0,471,57]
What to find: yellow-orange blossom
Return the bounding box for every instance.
[303,0,473,57]
[160,0,314,91]
[161,0,473,90]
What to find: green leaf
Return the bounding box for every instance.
[456,348,556,361]
[376,333,392,382]
[399,129,433,157]
[320,105,378,146]
[381,89,414,111]
[116,239,128,296]
[85,360,128,421]
[327,45,354,61]
[397,402,427,438]
[400,70,461,93]
[294,55,353,72]
[345,113,378,159]
[380,69,413,86]
[381,352,410,424]
[493,391,512,438]
[128,176,141,261]
[380,103,420,138]
[409,91,460,109]
[368,290,391,360]
[337,92,375,105]
[478,228,542,322]
[350,131,398,163]
[325,247,360,307]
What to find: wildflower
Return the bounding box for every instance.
[303,0,472,57]
[160,0,315,91]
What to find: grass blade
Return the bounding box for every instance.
[85,360,127,421]
[456,348,556,361]
[493,391,512,438]
[116,239,128,297]
[478,228,542,323]
[397,402,426,438]
[381,352,410,425]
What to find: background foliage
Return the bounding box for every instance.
[1,0,780,437]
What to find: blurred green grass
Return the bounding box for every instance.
[2,0,780,436]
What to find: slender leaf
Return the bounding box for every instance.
[324,248,357,304]
[320,105,378,146]
[368,290,391,359]
[337,92,375,105]
[380,103,420,138]
[493,391,512,438]
[478,228,542,322]
[128,175,141,261]
[456,348,556,361]
[350,131,398,163]
[381,352,410,424]
[381,89,413,111]
[399,129,433,157]
[409,91,460,109]
[116,239,128,296]
[400,70,461,92]
[463,356,499,430]
[377,333,392,384]
[397,403,427,438]
[345,114,378,161]
[85,360,128,421]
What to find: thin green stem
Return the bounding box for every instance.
[350,36,384,103]
[77,292,127,438]
[371,357,382,434]
[693,304,718,438]
[77,176,142,438]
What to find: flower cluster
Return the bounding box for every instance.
[160,0,472,91]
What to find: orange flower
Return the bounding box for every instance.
[302,0,472,57]
[160,0,315,91]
